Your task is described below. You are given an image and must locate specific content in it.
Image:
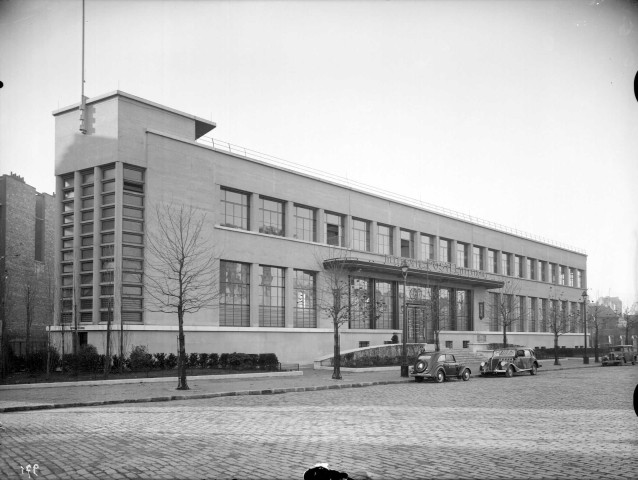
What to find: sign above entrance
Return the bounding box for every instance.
[383,255,498,282]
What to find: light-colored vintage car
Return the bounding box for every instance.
[409,351,471,383]
[479,348,541,377]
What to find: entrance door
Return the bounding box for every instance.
[406,305,430,343]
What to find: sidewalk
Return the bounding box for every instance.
[0,357,600,413]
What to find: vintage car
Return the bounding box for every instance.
[479,348,541,377]
[602,345,636,366]
[409,351,471,383]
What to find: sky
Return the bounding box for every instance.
[1,0,637,309]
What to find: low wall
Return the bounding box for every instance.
[314,343,427,368]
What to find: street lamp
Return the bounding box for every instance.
[401,262,409,377]
[582,290,589,364]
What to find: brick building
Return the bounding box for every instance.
[50,91,589,365]
[0,173,56,360]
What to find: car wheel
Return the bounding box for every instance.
[505,366,514,378]
[530,364,537,375]
[461,369,470,381]
[435,370,445,383]
[415,376,424,383]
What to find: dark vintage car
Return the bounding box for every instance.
[479,348,541,377]
[602,345,636,366]
[409,351,471,383]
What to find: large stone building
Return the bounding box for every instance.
[0,173,56,360]
[50,91,588,364]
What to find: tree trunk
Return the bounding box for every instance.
[103,303,112,379]
[553,331,560,366]
[177,308,189,390]
[119,315,124,374]
[332,322,341,380]
[503,322,508,348]
[594,324,599,363]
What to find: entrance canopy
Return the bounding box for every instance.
[323,256,505,289]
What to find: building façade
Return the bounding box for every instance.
[51,91,588,364]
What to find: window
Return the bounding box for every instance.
[455,290,471,331]
[527,258,535,280]
[259,197,285,236]
[501,253,511,276]
[550,263,557,284]
[325,212,344,246]
[294,205,315,241]
[456,243,468,268]
[350,277,371,329]
[559,266,566,285]
[514,255,523,278]
[529,297,537,332]
[377,224,393,255]
[259,266,284,327]
[487,249,497,273]
[374,280,395,330]
[569,268,575,287]
[576,270,583,288]
[439,239,450,263]
[221,188,249,230]
[421,234,434,260]
[517,295,526,331]
[472,246,483,270]
[294,270,316,328]
[220,261,250,327]
[540,261,547,282]
[102,166,115,180]
[439,288,450,330]
[400,230,414,258]
[352,218,370,252]
[489,292,499,331]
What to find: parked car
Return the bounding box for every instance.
[409,351,471,383]
[479,348,541,377]
[602,345,636,366]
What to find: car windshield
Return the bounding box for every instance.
[493,349,516,357]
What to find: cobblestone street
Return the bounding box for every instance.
[1,367,636,479]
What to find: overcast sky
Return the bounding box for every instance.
[1,0,637,309]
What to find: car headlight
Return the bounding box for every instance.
[480,362,485,367]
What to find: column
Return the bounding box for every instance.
[250,263,260,327]
[343,215,352,249]
[414,232,422,261]
[285,267,295,328]
[451,240,458,266]
[316,208,325,243]
[393,227,400,257]
[284,201,294,238]
[433,235,440,261]
[370,221,378,254]
[250,194,259,233]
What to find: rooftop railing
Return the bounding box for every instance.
[197,136,586,255]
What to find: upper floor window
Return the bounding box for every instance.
[400,229,414,258]
[569,268,575,287]
[501,253,511,276]
[294,205,315,242]
[527,258,535,280]
[472,246,483,270]
[456,243,468,268]
[325,212,344,247]
[439,239,451,263]
[421,234,434,261]
[514,255,523,278]
[576,270,583,288]
[221,188,249,230]
[259,197,285,236]
[550,263,557,284]
[559,265,566,285]
[352,218,370,252]
[540,261,547,282]
[487,249,497,273]
[377,224,393,255]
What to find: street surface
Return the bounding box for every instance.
[1,367,637,479]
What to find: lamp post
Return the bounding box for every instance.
[582,290,589,364]
[401,262,409,377]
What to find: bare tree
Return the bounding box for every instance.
[488,280,522,347]
[547,287,580,366]
[315,248,352,380]
[145,203,218,390]
[587,302,606,363]
[622,308,638,346]
[22,274,38,357]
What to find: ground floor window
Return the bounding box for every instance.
[294,270,316,327]
[220,260,250,327]
[259,266,285,327]
[350,277,397,329]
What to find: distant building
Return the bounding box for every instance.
[0,173,56,359]
[596,296,622,314]
[50,91,589,364]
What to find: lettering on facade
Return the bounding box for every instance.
[383,255,498,282]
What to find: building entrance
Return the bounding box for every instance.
[406,305,433,343]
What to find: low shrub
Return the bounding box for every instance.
[188,352,199,368]
[198,353,209,368]
[166,353,178,369]
[153,352,167,370]
[258,353,279,371]
[208,353,219,368]
[129,345,153,373]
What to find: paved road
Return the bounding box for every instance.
[1,367,636,480]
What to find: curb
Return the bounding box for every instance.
[0,379,411,413]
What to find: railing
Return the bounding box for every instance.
[198,136,586,254]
